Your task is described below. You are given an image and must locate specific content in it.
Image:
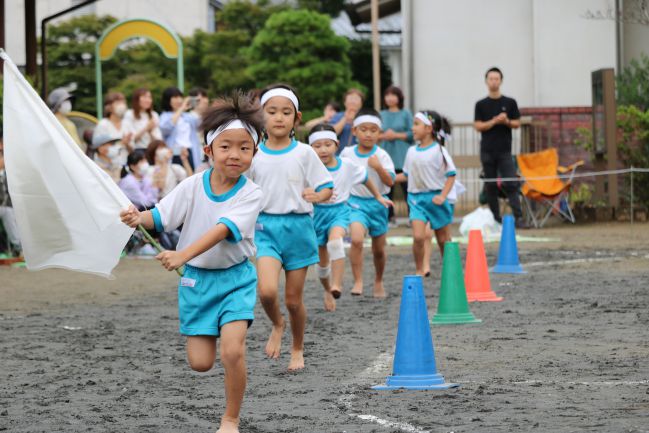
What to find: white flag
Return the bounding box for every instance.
[1,50,134,278]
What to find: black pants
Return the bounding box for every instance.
[172,148,195,170]
[481,151,522,222]
[387,169,408,220]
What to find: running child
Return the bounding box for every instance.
[340,109,396,298]
[396,110,458,276]
[308,123,392,311]
[120,91,263,433]
[248,84,333,371]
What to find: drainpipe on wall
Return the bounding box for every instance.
[401,0,414,112]
[615,0,623,73]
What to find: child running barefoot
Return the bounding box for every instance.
[248,84,333,371]
[308,124,392,311]
[340,109,396,298]
[120,92,263,433]
[396,110,459,275]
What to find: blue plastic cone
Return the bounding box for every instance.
[373,275,458,390]
[492,215,526,274]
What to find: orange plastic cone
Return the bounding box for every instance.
[465,230,503,302]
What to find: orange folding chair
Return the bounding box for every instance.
[516,148,584,228]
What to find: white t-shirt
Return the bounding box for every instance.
[151,170,263,269]
[322,157,368,205]
[402,142,457,194]
[248,140,333,214]
[94,118,130,167]
[340,145,395,197]
[123,109,162,149]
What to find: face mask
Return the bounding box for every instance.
[113,103,127,118]
[156,148,171,162]
[138,162,150,172]
[59,100,72,114]
[106,145,120,159]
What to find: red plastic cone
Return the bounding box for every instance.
[465,230,503,302]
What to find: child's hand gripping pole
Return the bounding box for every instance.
[137,225,184,277]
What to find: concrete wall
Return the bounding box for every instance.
[5,0,211,66]
[406,0,617,122]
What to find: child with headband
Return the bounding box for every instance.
[396,110,463,276]
[248,84,333,371]
[308,123,392,311]
[120,91,264,433]
[340,108,396,298]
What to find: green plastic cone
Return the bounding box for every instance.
[431,242,482,325]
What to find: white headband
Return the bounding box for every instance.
[260,88,299,110]
[308,130,338,145]
[206,119,259,146]
[415,112,432,126]
[353,115,382,129]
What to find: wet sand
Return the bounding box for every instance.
[1,223,648,432]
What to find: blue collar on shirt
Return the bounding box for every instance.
[354,145,378,158]
[327,157,342,172]
[259,138,298,155]
[416,141,439,152]
[202,169,246,202]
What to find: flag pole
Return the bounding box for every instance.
[137,225,184,277]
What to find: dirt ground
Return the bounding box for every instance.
[1,222,648,432]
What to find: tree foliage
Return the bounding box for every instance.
[37,3,386,121]
[247,9,357,120]
[617,53,649,110]
[347,39,393,108]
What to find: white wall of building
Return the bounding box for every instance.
[5,0,211,66]
[405,0,617,122]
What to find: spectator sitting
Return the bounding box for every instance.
[304,101,340,130]
[123,88,162,150]
[144,139,189,200]
[93,92,133,167]
[92,133,122,183]
[118,150,158,211]
[47,87,85,152]
[0,136,22,256]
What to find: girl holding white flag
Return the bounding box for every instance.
[120,91,264,433]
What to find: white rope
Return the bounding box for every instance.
[460,167,649,184]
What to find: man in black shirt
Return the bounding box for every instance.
[474,67,527,227]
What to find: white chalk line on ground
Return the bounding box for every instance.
[339,352,436,433]
[524,253,649,268]
[459,379,649,386]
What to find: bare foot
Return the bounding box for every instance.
[216,416,239,433]
[288,349,305,371]
[422,267,431,277]
[330,285,342,299]
[351,281,363,296]
[373,281,386,298]
[265,320,285,359]
[323,289,336,311]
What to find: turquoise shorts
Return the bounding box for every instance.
[178,260,257,337]
[313,203,351,246]
[348,195,389,237]
[408,190,454,229]
[255,213,319,270]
